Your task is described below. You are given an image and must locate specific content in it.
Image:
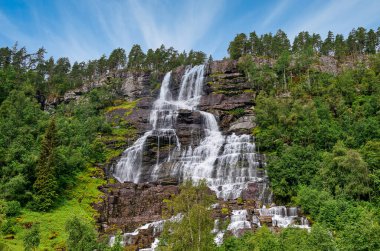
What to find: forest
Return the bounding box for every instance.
[0,26,379,250]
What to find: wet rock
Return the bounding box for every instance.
[259,216,273,227]
[95,182,179,234]
[228,115,256,134]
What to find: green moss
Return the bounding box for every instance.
[105,99,139,115]
[243,89,254,93]
[1,167,105,250]
[227,108,245,117]
[221,207,229,215]
[209,73,224,77]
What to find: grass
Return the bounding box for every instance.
[105,99,139,115]
[101,126,138,162]
[1,167,105,250]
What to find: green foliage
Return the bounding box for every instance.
[319,142,371,200]
[65,216,97,251]
[228,33,248,60]
[220,225,336,251]
[23,224,40,251]
[159,180,217,251]
[229,27,380,60]
[1,218,18,235]
[227,108,245,117]
[4,201,21,217]
[32,118,59,211]
[248,225,281,250]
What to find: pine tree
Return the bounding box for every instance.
[228,33,248,60]
[261,33,274,57]
[108,48,126,71]
[248,31,263,56]
[272,29,291,58]
[321,31,335,56]
[127,44,146,71]
[334,34,347,61]
[33,118,59,211]
[293,31,314,53]
[365,29,378,54]
[377,27,380,52]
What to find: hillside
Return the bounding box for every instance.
[0,26,380,250]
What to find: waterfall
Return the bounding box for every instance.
[227,210,251,236]
[259,206,310,229]
[113,65,266,200]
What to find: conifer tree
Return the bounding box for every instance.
[365,29,378,54]
[33,118,59,211]
[127,44,146,70]
[228,33,248,60]
[248,31,263,56]
[321,31,335,56]
[334,34,347,61]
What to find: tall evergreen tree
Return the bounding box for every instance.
[272,29,290,58]
[365,29,378,54]
[292,31,312,52]
[356,27,367,54]
[334,34,347,61]
[248,31,263,56]
[127,44,146,70]
[321,31,335,56]
[228,33,248,60]
[32,118,59,211]
[108,48,126,71]
[261,33,274,57]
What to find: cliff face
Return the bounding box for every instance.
[94,60,264,248]
[202,60,256,134]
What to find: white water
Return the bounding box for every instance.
[109,214,182,248]
[113,65,266,200]
[227,210,252,236]
[259,206,310,229]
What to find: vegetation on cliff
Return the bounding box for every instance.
[227,27,380,250]
[0,25,379,250]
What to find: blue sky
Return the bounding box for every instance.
[1,0,379,62]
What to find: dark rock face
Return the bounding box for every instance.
[175,109,205,147]
[95,182,179,233]
[200,60,256,133]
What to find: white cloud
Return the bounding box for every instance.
[262,0,292,28]
[286,0,380,39]
[128,0,225,51]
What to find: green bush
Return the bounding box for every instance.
[5,200,21,217]
[227,108,245,117]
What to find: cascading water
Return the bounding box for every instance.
[259,206,310,229]
[227,210,252,236]
[113,64,267,200]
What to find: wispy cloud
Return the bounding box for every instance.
[286,0,380,39]
[0,11,30,45]
[128,0,225,52]
[262,0,292,28]
[1,0,379,61]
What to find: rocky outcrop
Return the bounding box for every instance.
[200,60,256,133]
[228,115,256,134]
[120,72,153,101]
[95,182,179,234]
